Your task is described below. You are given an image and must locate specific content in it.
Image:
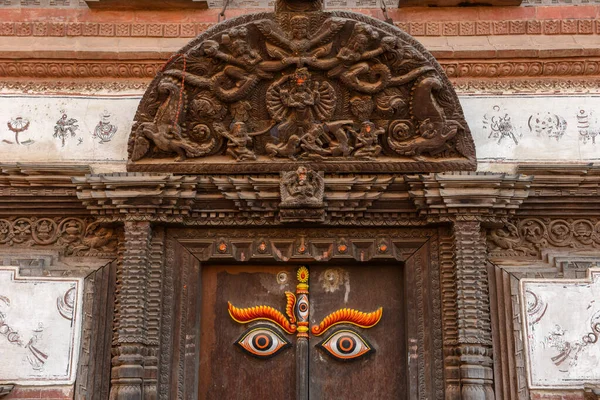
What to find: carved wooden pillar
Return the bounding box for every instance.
[452,220,495,400]
[440,230,461,400]
[110,221,153,400]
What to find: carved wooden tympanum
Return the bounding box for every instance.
[127,2,475,173]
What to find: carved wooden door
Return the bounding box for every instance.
[198,264,406,400]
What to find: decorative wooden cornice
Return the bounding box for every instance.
[74,173,419,224]
[73,173,198,217]
[0,164,599,226]
[406,172,533,222]
[516,163,600,216]
[0,163,90,216]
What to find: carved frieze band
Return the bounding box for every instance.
[0,216,117,257]
[488,217,600,259]
[2,58,598,81]
[0,19,597,38]
[172,227,434,263]
[3,77,600,95]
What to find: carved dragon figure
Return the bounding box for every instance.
[387,74,463,159]
[131,77,217,162]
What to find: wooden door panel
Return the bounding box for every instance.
[309,264,406,400]
[198,265,297,400]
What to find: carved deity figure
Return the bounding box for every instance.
[257,17,345,69]
[280,166,324,207]
[215,121,274,161]
[267,68,336,158]
[352,121,383,159]
[324,120,354,157]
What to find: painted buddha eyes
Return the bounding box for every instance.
[296,295,309,320]
[318,329,374,361]
[235,325,292,359]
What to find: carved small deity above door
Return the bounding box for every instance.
[127,0,475,173]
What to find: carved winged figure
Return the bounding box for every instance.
[488,223,537,256]
[256,16,344,69]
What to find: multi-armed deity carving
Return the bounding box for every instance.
[128,4,475,172]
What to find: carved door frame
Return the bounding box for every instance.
[157,226,446,399]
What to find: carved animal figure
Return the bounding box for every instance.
[266,135,302,159]
[131,77,216,162]
[387,74,461,158]
[488,223,537,256]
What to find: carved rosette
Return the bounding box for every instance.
[127,11,475,173]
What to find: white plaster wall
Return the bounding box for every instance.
[521,270,600,389]
[0,267,83,385]
[0,94,599,172]
[464,95,600,163]
[0,95,135,165]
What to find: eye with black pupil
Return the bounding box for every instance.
[253,334,271,349]
[317,328,374,361]
[337,335,356,354]
[235,324,291,359]
[299,303,308,312]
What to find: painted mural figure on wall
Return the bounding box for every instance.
[0,294,48,372]
[92,110,118,144]
[53,111,79,147]
[483,105,521,145]
[577,109,599,145]
[526,291,600,371]
[528,112,567,141]
[6,117,34,146]
[127,3,475,171]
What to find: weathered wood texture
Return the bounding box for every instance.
[75,261,117,400]
[308,264,406,400]
[199,265,297,399]
[454,221,495,400]
[160,227,445,399]
[110,221,153,400]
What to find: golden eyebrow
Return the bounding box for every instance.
[311,307,383,336]
[228,301,297,334]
